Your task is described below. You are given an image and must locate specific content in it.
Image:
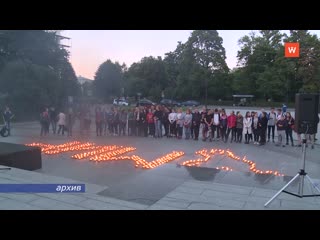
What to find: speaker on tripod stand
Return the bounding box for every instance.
[265,93,320,207]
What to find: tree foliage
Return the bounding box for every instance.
[0,30,80,120]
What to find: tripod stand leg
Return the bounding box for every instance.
[305,175,320,194]
[264,173,300,207]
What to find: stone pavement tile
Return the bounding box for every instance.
[0,195,8,201]
[36,193,88,205]
[76,199,135,210]
[28,197,65,209]
[187,202,239,210]
[84,194,148,210]
[47,204,89,210]
[201,189,250,202]
[279,200,320,210]
[147,205,181,210]
[250,188,320,204]
[167,191,245,209]
[174,185,204,195]
[183,181,253,195]
[0,193,39,203]
[244,195,281,209]
[154,197,190,209]
[0,199,42,210]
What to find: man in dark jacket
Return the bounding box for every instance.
[3,106,14,136]
[258,112,268,146]
[192,109,201,140]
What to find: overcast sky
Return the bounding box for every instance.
[63,30,320,79]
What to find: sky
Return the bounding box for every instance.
[63,30,320,80]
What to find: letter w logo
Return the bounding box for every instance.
[285,43,300,57]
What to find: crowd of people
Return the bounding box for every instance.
[37,104,319,149]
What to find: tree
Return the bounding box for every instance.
[93,60,124,102]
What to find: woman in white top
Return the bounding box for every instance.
[243,111,252,144]
[168,109,177,137]
[57,111,66,135]
[176,108,184,139]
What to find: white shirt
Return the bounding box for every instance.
[57,112,66,125]
[168,112,177,123]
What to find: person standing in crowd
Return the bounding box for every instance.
[258,112,268,146]
[49,107,57,134]
[243,111,252,144]
[184,109,193,140]
[83,107,91,136]
[57,110,66,136]
[285,112,295,146]
[95,106,103,136]
[168,108,177,138]
[192,108,201,141]
[141,107,148,137]
[204,109,213,142]
[147,108,155,137]
[3,106,14,136]
[236,112,243,143]
[276,108,283,121]
[252,112,259,144]
[267,108,277,143]
[162,107,170,137]
[226,110,237,143]
[282,103,287,114]
[66,107,74,137]
[212,109,220,141]
[134,107,140,136]
[219,110,228,143]
[103,107,108,136]
[276,114,287,147]
[40,108,50,136]
[127,108,135,136]
[200,108,207,141]
[113,108,120,136]
[176,108,184,139]
[154,105,162,138]
[119,109,127,136]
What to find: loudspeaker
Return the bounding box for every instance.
[294,93,319,134]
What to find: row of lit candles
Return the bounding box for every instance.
[71,145,120,159]
[90,147,136,161]
[181,148,284,176]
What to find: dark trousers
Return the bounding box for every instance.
[177,126,183,138]
[268,125,275,140]
[163,121,169,137]
[119,121,126,136]
[245,133,252,143]
[193,124,200,140]
[253,128,259,142]
[50,120,56,134]
[286,128,294,144]
[220,126,227,142]
[169,122,176,137]
[259,128,267,144]
[108,120,113,134]
[226,127,236,142]
[113,122,119,135]
[212,125,219,139]
[128,120,135,136]
[96,121,103,136]
[236,128,243,142]
[57,124,65,135]
[148,123,155,136]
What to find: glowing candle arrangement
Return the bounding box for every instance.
[133,151,185,169]
[25,142,284,176]
[181,148,284,176]
[71,145,120,159]
[90,147,136,161]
